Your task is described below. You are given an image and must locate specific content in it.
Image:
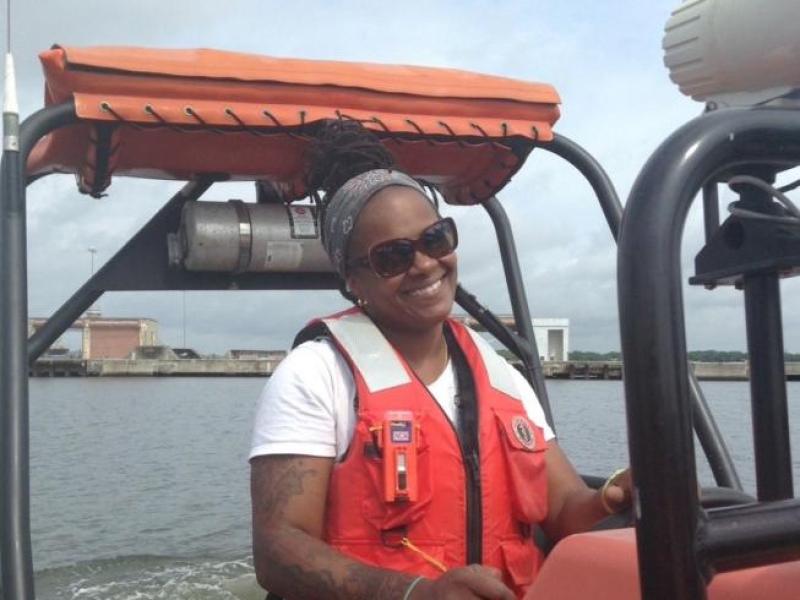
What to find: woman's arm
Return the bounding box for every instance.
[251,454,416,599]
[251,455,516,600]
[540,443,632,541]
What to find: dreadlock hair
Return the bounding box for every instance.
[305,119,396,202]
[305,120,397,305]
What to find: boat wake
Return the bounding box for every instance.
[34,554,264,600]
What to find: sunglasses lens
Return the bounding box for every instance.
[370,241,416,277]
[367,218,458,278]
[422,219,457,258]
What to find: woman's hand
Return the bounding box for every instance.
[601,468,633,514]
[410,565,515,600]
[543,444,636,538]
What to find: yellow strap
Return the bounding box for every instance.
[401,537,448,573]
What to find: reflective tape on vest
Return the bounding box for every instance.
[464,327,521,400]
[323,311,411,392]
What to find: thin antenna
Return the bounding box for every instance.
[3,0,18,152]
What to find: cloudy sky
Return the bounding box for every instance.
[12,0,800,354]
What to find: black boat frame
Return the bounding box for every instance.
[1,98,784,599]
[619,106,800,599]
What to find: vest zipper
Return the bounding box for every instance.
[464,446,482,564]
[428,392,482,565]
[448,327,483,566]
[425,327,483,565]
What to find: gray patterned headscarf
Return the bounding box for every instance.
[322,169,430,278]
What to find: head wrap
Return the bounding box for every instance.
[321,169,430,277]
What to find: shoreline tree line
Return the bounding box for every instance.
[568,350,800,362]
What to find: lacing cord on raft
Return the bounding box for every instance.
[96,100,522,203]
[95,100,521,149]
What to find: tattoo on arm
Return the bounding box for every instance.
[251,456,415,600]
[251,456,319,523]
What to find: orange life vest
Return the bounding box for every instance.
[299,308,549,596]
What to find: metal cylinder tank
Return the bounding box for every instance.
[176,200,333,273]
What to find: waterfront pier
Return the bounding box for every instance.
[30,357,284,377]
[28,357,800,380]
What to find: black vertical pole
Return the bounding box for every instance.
[0,143,33,600]
[702,181,720,243]
[0,43,31,599]
[2,102,77,600]
[483,196,553,428]
[743,273,793,501]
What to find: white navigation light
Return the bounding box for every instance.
[663,0,800,107]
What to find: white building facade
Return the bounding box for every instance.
[532,318,570,362]
[461,315,570,362]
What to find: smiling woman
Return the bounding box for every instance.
[248,120,632,600]
[344,188,459,347]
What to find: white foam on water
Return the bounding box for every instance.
[36,555,260,600]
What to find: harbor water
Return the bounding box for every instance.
[25,378,800,599]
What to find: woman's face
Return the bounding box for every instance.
[345,186,458,334]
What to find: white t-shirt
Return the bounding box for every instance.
[250,338,555,461]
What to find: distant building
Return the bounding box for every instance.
[532,318,569,362]
[456,314,570,362]
[29,316,159,359]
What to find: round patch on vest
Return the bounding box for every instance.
[512,416,535,449]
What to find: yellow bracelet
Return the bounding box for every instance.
[600,468,628,514]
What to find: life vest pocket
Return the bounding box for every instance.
[492,408,549,525]
[499,536,541,596]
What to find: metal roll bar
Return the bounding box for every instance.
[2,101,79,600]
[619,107,800,600]
[535,134,741,488]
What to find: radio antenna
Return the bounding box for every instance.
[2,0,18,152]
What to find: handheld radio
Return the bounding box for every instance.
[378,410,419,503]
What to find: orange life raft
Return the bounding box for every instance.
[28,46,560,204]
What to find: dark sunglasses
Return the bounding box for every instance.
[347,217,458,278]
